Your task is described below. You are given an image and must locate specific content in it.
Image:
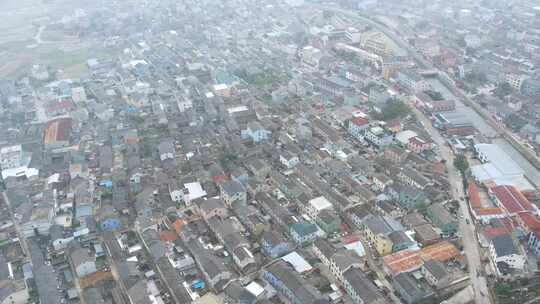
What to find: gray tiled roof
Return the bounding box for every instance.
[343,268,384,304]
[423,260,448,280]
[492,234,517,257]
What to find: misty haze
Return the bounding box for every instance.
[0,1,539,304]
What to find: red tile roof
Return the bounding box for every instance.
[44,118,72,145]
[409,136,432,146]
[431,162,446,175]
[498,217,517,232]
[383,241,461,275]
[172,219,184,235]
[160,231,178,242]
[483,226,510,240]
[419,241,461,262]
[343,235,360,244]
[351,117,369,126]
[468,182,482,209]
[491,185,534,215]
[518,212,540,231]
[47,98,75,113]
[383,250,423,276]
[475,207,504,216]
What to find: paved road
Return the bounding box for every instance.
[358,236,402,303]
[315,4,540,173]
[102,233,130,304]
[414,108,491,304]
[308,5,494,301]
[2,192,30,257]
[28,240,63,304]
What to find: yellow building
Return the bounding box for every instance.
[364,216,394,256]
[374,235,393,256]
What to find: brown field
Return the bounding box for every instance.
[0,0,115,79]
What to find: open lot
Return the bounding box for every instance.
[0,0,114,79]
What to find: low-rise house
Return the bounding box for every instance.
[372,173,393,192]
[527,229,540,257]
[158,138,175,162]
[489,234,525,276]
[384,145,409,164]
[305,196,333,220]
[231,167,249,186]
[488,185,534,217]
[198,198,228,220]
[315,240,365,281]
[364,126,394,148]
[280,150,300,169]
[342,268,385,304]
[392,272,434,304]
[369,84,392,105]
[363,216,394,256]
[421,260,450,289]
[348,155,374,176]
[260,231,291,259]
[426,203,458,235]
[21,204,54,238]
[256,193,294,229]
[246,159,271,179]
[516,212,540,234]
[167,247,195,272]
[347,205,372,230]
[224,281,257,304]
[232,246,258,273]
[168,179,183,203]
[209,163,229,184]
[398,167,432,190]
[398,186,429,210]
[99,206,122,232]
[187,239,233,291]
[312,239,338,266]
[220,180,247,207]
[396,71,429,93]
[44,117,72,149]
[207,216,256,273]
[388,230,415,252]
[70,247,97,278]
[262,261,328,304]
[316,210,342,235]
[407,136,433,153]
[348,117,370,140]
[242,121,271,143]
[329,250,364,282]
[290,221,320,246]
[181,182,208,205]
[234,206,269,236]
[413,224,441,245]
[140,229,166,261]
[401,213,428,229]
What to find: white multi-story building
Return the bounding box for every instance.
[489,235,525,276]
[364,126,394,148]
[396,71,430,93]
[300,46,323,69]
[177,96,193,112]
[345,27,362,43]
[505,73,527,91]
[71,87,87,103]
[305,196,333,219]
[279,151,300,169]
[0,145,23,169]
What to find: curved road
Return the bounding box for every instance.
[309,4,493,303]
[414,108,492,304]
[316,4,540,173]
